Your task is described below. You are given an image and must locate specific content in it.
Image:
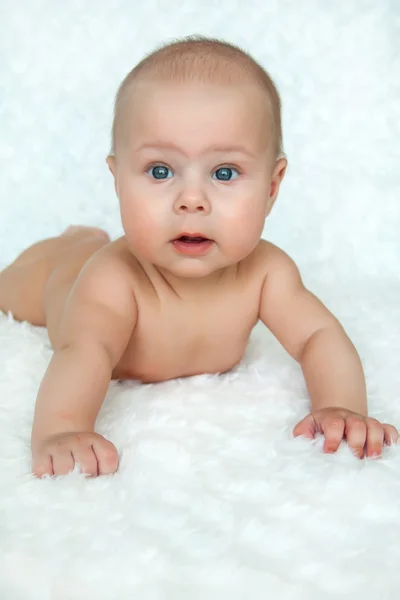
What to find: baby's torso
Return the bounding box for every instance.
[108,238,269,383]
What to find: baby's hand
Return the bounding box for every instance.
[32,431,119,477]
[293,407,398,459]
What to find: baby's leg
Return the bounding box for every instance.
[0,226,110,327]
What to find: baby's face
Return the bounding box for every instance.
[108,81,286,280]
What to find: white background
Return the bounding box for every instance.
[1,3,400,598]
[1,0,399,282]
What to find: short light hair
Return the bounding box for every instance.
[110,35,285,161]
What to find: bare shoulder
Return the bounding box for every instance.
[256,240,339,361]
[70,235,140,320]
[55,236,138,361]
[245,239,301,283]
[77,235,139,289]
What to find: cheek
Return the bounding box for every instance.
[119,192,156,251]
[223,199,266,244]
[119,182,174,257]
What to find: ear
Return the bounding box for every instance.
[265,157,288,217]
[106,155,118,196]
[106,155,116,177]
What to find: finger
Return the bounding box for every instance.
[32,452,54,478]
[382,424,399,446]
[51,449,75,476]
[92,439,119,475]
[364,418,384,458]
[72,444,99,477]
[345,416,368,459]
[320,416,345,454]
[293,414,316,439]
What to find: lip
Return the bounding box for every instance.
[171,235,214,256]
[172,232,211,241]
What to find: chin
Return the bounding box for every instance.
[166,262,219,279]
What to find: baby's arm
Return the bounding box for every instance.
[259,246,398,458]
[31,256,137,477]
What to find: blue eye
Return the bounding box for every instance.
[147,165,174,180]
[212,167,240,181]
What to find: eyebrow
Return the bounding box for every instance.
[135,142,256,158]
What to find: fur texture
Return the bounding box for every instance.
[1,1,399,598]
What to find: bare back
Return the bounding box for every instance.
[51,237,270,384]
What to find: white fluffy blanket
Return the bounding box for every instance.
[1,280,400,599]
[1,1,400,597]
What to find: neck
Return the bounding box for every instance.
[155,265,230,300]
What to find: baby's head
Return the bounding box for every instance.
[107,36,287,283]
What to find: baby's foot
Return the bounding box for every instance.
[61,225,110,243]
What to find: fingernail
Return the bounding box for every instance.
[371,452,380,458]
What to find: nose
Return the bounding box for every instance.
[173,181,211,215]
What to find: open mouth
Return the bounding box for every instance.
[176,235,210,243]
[173,232,212,243]
[171,233,214,255]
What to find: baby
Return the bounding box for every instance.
[0,36,397,477]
